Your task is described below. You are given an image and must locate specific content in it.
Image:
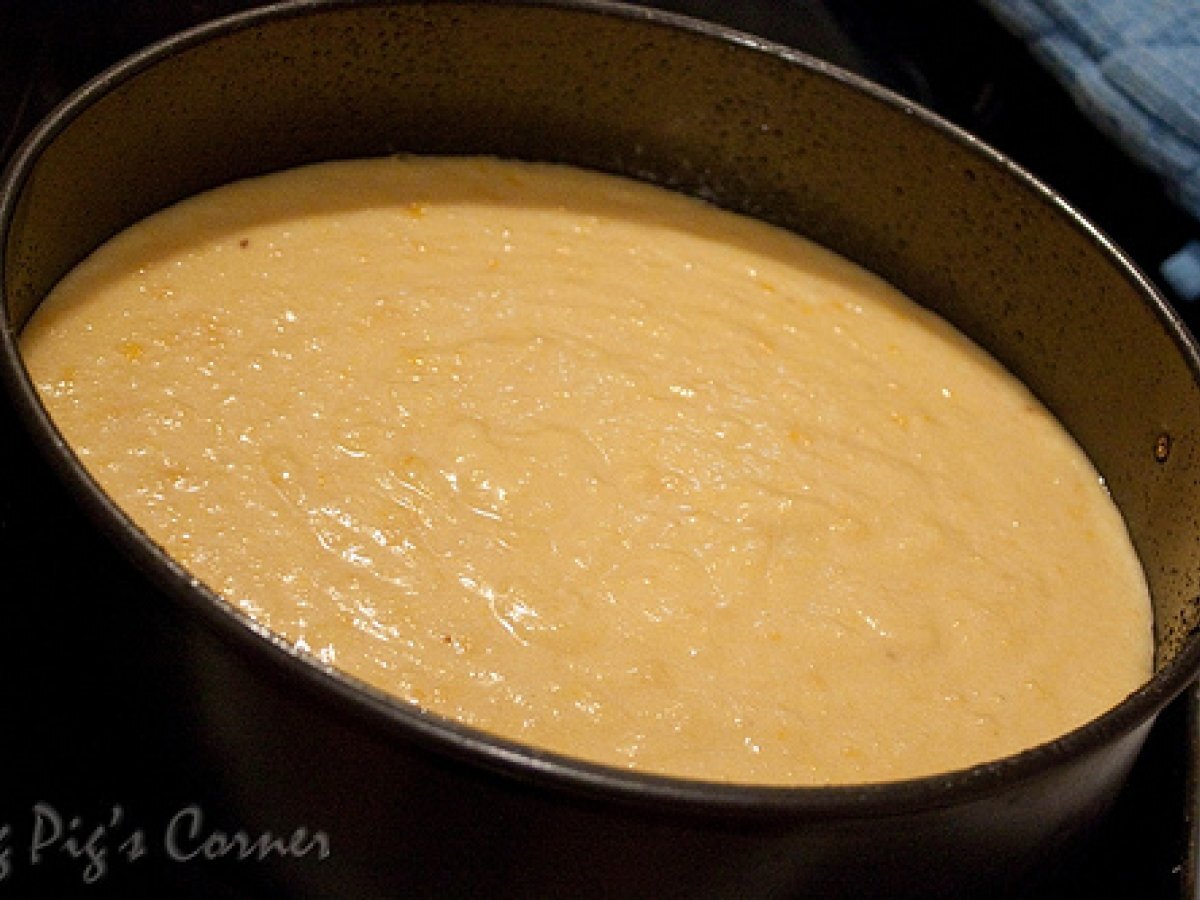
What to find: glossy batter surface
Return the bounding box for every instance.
[22,156,1153,784]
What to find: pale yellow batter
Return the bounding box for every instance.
[21,156,1152,784]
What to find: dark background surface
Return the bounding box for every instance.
[1,1,1197,897]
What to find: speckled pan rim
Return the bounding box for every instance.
[3,0,1200,821]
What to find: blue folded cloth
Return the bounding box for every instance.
[978,0,1200,300]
